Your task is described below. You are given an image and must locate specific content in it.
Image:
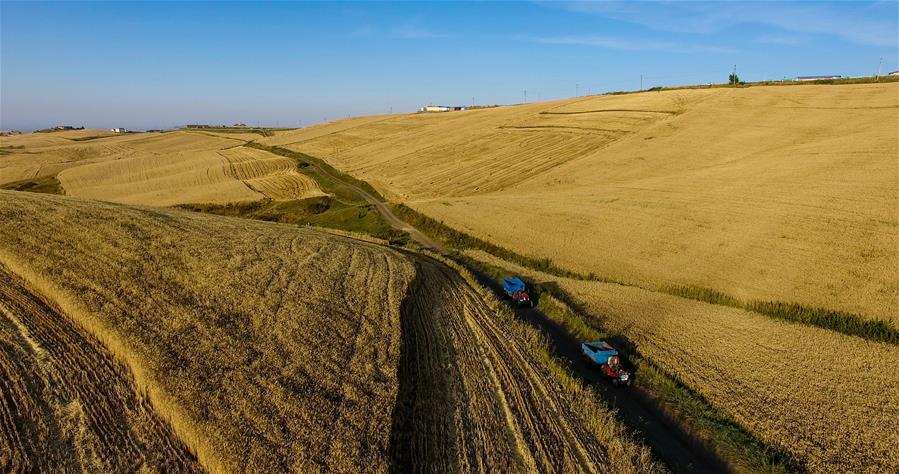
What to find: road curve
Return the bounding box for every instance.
[282,147,730,473]
[277,147,445,252]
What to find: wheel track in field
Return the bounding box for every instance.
[391,256,616,472]
[289,144,732,472]
[0,263,203,473]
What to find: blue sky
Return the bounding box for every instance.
[2,1,896,130]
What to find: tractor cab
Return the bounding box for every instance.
[581,341,632,386]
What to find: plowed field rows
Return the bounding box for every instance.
[2,131,323,206]
[467,250,899,473]
[262,93,701,199]
[266,83,897,322]
[395,257,657,472]
[0,265,201,473]
[0,190,656,472]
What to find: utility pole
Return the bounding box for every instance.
[576,83,579,97]
[876,56,883,79]
[732,64,737,86]
[640,74,643,91]
[524,89,527,103]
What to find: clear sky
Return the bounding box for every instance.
[2,1,896,130]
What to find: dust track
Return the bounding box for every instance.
[390,256,615,472]
[0,264,202,473]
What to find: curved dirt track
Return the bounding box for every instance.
[295,151,730,472]
[0,264,202,473]
[391,256,628,472]
[466,267,730,473]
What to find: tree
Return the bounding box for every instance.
[729,73,741,85]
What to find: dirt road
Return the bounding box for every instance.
[274,145,444,251]
[280,146,729,472]
[391,256,637,472]
[467,268,732,473]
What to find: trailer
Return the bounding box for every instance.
[502,277,533,307]
[581,341,632,386]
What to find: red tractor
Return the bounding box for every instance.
[581,341,632,386]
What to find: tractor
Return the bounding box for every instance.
[581,341,632,386]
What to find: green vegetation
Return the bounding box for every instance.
[460,255,796,473]
[0,145,25,155]
[68,135,122,141]
[390,204,596,279]
[179,195,408,245]
[178,143,407,243]
[249,143,386,201]
[179,127,291,137]
[0,176,64,195]
[391,203,896,344]
[667,286,899,345]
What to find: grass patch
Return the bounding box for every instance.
[1,176,64,195]
[68,135,117,142]
[180,127,291,137]
[178,196,408,245]
[667,285,899,345]
[0,145,25,155]
[390,204,592,279]
[302,202,409,245]
[178,145,407,244]
[460,254,796,473]
[249,143,386,202]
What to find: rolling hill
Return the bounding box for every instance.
[261,83,899,324]
[0,190,656,472]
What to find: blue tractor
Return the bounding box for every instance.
[502,277,533,307]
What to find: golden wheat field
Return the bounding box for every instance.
[265,83,898,323]
[1,130,323,206]
[0,265,202,472]
[0,190,657,473]
[467,250,899,473]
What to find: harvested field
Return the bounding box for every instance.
[0,190,656,472]
[261,93,703,199]
[1,130,323,206]
[0,265,201,473]
[268,83,898,323]
[467,250,899,473]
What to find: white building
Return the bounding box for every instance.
[796,75,842,81]
[419,105,468,113]
[110,128,126,133]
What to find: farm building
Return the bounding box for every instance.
[419,105,468,112]
[888,71,899,76]
[796,75,842,81]
[110,128,126,133]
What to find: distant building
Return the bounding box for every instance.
[110,128,126,133]
[888,71,899,77]
[419,105,468,113]
[54,125,83,130]
[796,75,842,81]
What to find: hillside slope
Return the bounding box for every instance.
[1,131,323,206]
[468,250,899,473]
[264,83,899,322]
[0,191,656,472]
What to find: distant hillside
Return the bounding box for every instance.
[260,83,899,323]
